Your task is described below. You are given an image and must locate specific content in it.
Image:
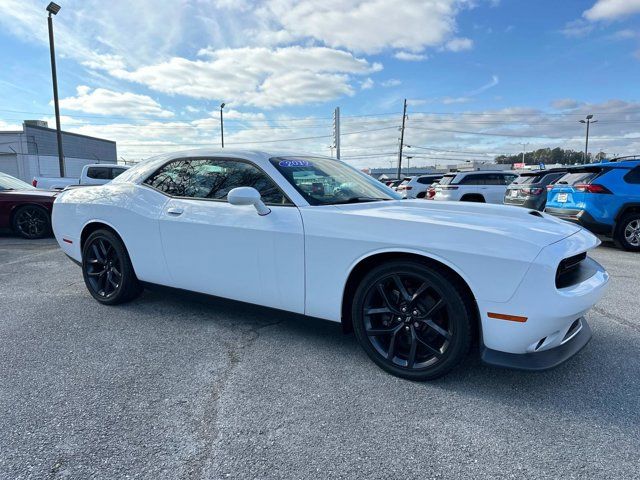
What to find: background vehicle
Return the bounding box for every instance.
[545,160,640,251]
[504,169,567,211]
[433,171,518,203]
[0,172,55,239]
[426,181,440,199]
[53,150,607,381]
[385,179,403,189]
[396,174,444,199]
[32,164,129,190]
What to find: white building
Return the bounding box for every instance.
[0,121,117,182]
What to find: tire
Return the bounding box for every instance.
[82,229,143,305]
[416,192,426,199]
[460,194,485,203]
[11,205,51,239]
[351,261,473,381]
[614,213,640,252]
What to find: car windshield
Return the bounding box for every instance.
[270,156,400,205]
[398,177,412,186]
[0,173,35,190]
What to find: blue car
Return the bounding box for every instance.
[545,158,640,251]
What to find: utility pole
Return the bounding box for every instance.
[220,103,225,148]
[46,2,65,178]
[579,115,597,164]
[396,98,407,180]
[521,142,528,165]
[333,107,341,159]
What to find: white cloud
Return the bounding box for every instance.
[467,75,499,95]
[58,86,174,118]
[92,46,381,108]
[584,0,640,21]
[361,78,374,90]
[255,0,467,54]
[445,37,474,52]
[551,99,585,110]
[560,19,595,37]
[394,51,428,61]
[381,79,402,87]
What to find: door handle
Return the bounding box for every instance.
[166,207,184,216]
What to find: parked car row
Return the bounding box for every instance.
[390,158,640,251]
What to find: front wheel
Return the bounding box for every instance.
[82,229,142,304]
[352,261,473,381]
[615,213,640,251]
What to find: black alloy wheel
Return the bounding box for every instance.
[82,229,142,305]
[12,205,51,239]
[352,261,472,380]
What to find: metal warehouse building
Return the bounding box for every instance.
[0,120,117,183]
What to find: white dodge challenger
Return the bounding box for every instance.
[52,150,609,380]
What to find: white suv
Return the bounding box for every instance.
[433,171,518,204]
[395,174,443,199]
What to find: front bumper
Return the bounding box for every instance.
[477,228,608,367]
[481,317,591,370]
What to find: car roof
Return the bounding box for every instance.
[593,160,640,168]
[519,168,567,176]
[456,170,513,176]
[563,160,640,171]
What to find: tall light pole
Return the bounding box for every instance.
[521,142,529,165]
[46,2,65,178]
[220,102,225,148]
[405,155,413,176]
[579,114,597,164]
[396,99,407,180]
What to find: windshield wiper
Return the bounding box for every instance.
[330,197,390,204]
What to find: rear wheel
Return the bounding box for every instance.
[82,229,142,304]
[12,205,51,239]
[352,261,473,380]
[615,213,640,251]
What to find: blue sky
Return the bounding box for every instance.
[0,0,639,167]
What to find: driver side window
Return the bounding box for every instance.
[145,158,292,205]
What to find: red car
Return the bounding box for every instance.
[0,172,56,239]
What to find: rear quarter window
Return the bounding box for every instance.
[439,175,457,185]
[623,167,640,184]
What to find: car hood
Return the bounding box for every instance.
[1,189,57,199]
[333,199,582,248]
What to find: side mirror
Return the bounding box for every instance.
[227,187,271,216]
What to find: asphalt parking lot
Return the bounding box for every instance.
[1,234,639,480]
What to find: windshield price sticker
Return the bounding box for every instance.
[279,160,312,167]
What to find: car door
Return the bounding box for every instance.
[147,157,305,313]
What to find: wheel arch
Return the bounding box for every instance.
[460,193,485,203]
[80,219,124,251]
[615,202,640,222]
[340,250,480,342]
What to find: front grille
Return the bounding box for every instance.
[555,252,587,289]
